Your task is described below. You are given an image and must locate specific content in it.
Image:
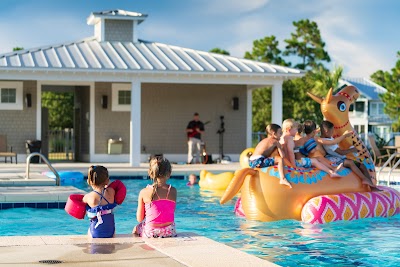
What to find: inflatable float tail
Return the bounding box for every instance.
[220,168,258,204]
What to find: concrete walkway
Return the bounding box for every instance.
[0,233,278,267]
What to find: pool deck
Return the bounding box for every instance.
[0,232,278,267]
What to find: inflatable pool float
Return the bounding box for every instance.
[65,180,127,219]
[199,170,234,190]
[43,171,84,185]
[302,187,400,224]
[220,85,400,223]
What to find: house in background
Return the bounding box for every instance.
[339,77,394,143]
[0,10,304,166]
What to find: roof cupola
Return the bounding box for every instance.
[87,10,147,42]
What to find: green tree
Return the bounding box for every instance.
[371,51,400,131]
[252,86,272,131]
[283,74,323,124]
[284,19,330,70]
[209,48,230,55]
[42,92,74,129]
[310,65,343,94]
[244,35,289,66]
[13,47,24,51]
[247,20,334,129]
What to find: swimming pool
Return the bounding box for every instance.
[1,178,399,266]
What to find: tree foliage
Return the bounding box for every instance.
[371,51,400,131]
[209,48,230,55]
[42,92,74,129]
[13,47,24,51]
[247,19,335,130]
[284,19,330,70]
[244,35,289,66]
[252,86,272,131]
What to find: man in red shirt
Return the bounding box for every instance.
[186,113,205,164]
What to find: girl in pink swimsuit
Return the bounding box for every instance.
[133,156,177,238]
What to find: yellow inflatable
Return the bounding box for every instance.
[220,167,369,221]
[199,170,234,190]
[239,148,254,168]
[220,85,383,222]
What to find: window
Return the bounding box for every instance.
[370,102,385,116]
[0,81,23,110]
[1,88,16,103]
[118,90,131,105]
[370,103,377,115]
[112,83,131,111]
[355,102,364,112]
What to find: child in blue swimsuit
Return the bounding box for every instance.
[83,165,116,238]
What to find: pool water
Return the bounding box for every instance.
[1,178,400,266]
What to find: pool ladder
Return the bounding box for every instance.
[376,152,400,186]
[25,152,61,186]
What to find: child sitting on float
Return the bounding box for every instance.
[249,123,291,188]
[83,165,117,238]
[319,120,377,189]
[296,120,353,172]
[133,156,177,238]
[280,119,341,178]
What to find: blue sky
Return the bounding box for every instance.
[0,0,399,77]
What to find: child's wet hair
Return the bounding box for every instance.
[297,123,304,135]
[303,120,317,135]
[148,156,172,180]
[282,119,297,132]
[266,124,281,136]
[87,165,109,186]
[320,120,334,135]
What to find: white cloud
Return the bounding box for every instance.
[0,15,91,54]
[201,0,270,15]
[312,5,386,77]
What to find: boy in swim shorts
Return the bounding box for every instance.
[249,123,291,188]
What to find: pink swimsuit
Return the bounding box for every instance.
[136,185,177,238]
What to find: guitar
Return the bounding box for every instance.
[187,121,210,139]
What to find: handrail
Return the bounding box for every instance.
[387,154,400,186]
[376,152,400,186]
[25,152,61,186]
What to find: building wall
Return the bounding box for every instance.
[94,82,247,156]
[0,80,36,153]
[141,83,247,155]
[94,82,131,154]
[104,19,133,42]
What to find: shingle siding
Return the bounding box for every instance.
[0,81,36,154]
[104,19,133,42]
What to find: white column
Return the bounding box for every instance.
[89,83,95,160]
[246,87,253,148]
[271,81,283,125]
[130,80,141,166]
[36,81,42,140]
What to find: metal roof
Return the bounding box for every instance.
[0,37,303,76]
[340,77,387,100]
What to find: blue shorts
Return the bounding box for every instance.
[295,158,312,168]
[249,156,275,168]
